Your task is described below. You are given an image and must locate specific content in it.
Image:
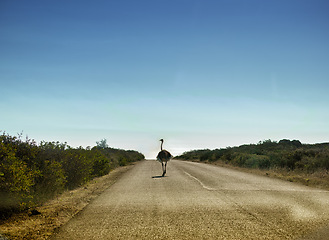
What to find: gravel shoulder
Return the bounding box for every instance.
[0,164,135,240]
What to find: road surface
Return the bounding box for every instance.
[52,160,329,239]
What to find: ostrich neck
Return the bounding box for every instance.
[161,141,163,151]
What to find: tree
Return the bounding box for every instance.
[96,139,109,149]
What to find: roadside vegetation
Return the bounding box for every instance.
[175,139,329,189]
[0,132,144,219]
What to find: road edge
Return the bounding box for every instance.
[0,162,139,240]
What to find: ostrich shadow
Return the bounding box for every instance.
[152,175,167,179]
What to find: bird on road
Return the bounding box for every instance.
[156,139,172,177]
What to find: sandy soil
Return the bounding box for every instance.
[0,164,134,240]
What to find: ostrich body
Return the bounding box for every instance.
[156,139,172,177]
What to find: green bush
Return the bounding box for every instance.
[176,139,329,172]
[90,149,110,177]
[0,133,145,218]
[0,134,38,213]
[244,154,271,169]
[62,148,93,189]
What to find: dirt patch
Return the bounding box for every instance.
[0,164,135,240]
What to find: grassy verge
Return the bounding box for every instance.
[175,139,329,191]
[187,159,329,191]
[0,163,136,240]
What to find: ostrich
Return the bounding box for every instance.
[156,139,172,177]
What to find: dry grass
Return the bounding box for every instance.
[0,164,135,240]
[263,168,329,191]
[210,160,329,191]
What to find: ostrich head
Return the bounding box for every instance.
[159,139,164,150]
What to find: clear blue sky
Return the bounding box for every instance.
[1,0,329,158]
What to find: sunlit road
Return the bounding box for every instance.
[52,160,329,239]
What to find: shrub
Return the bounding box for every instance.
[0,132,145,217]
[177,139,329,172]
[0,134,38,213]
[244,154,271,169]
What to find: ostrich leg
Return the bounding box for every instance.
[162,162,165,177]
[162,161,167,177]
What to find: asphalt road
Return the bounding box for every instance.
[52,160,329,239]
